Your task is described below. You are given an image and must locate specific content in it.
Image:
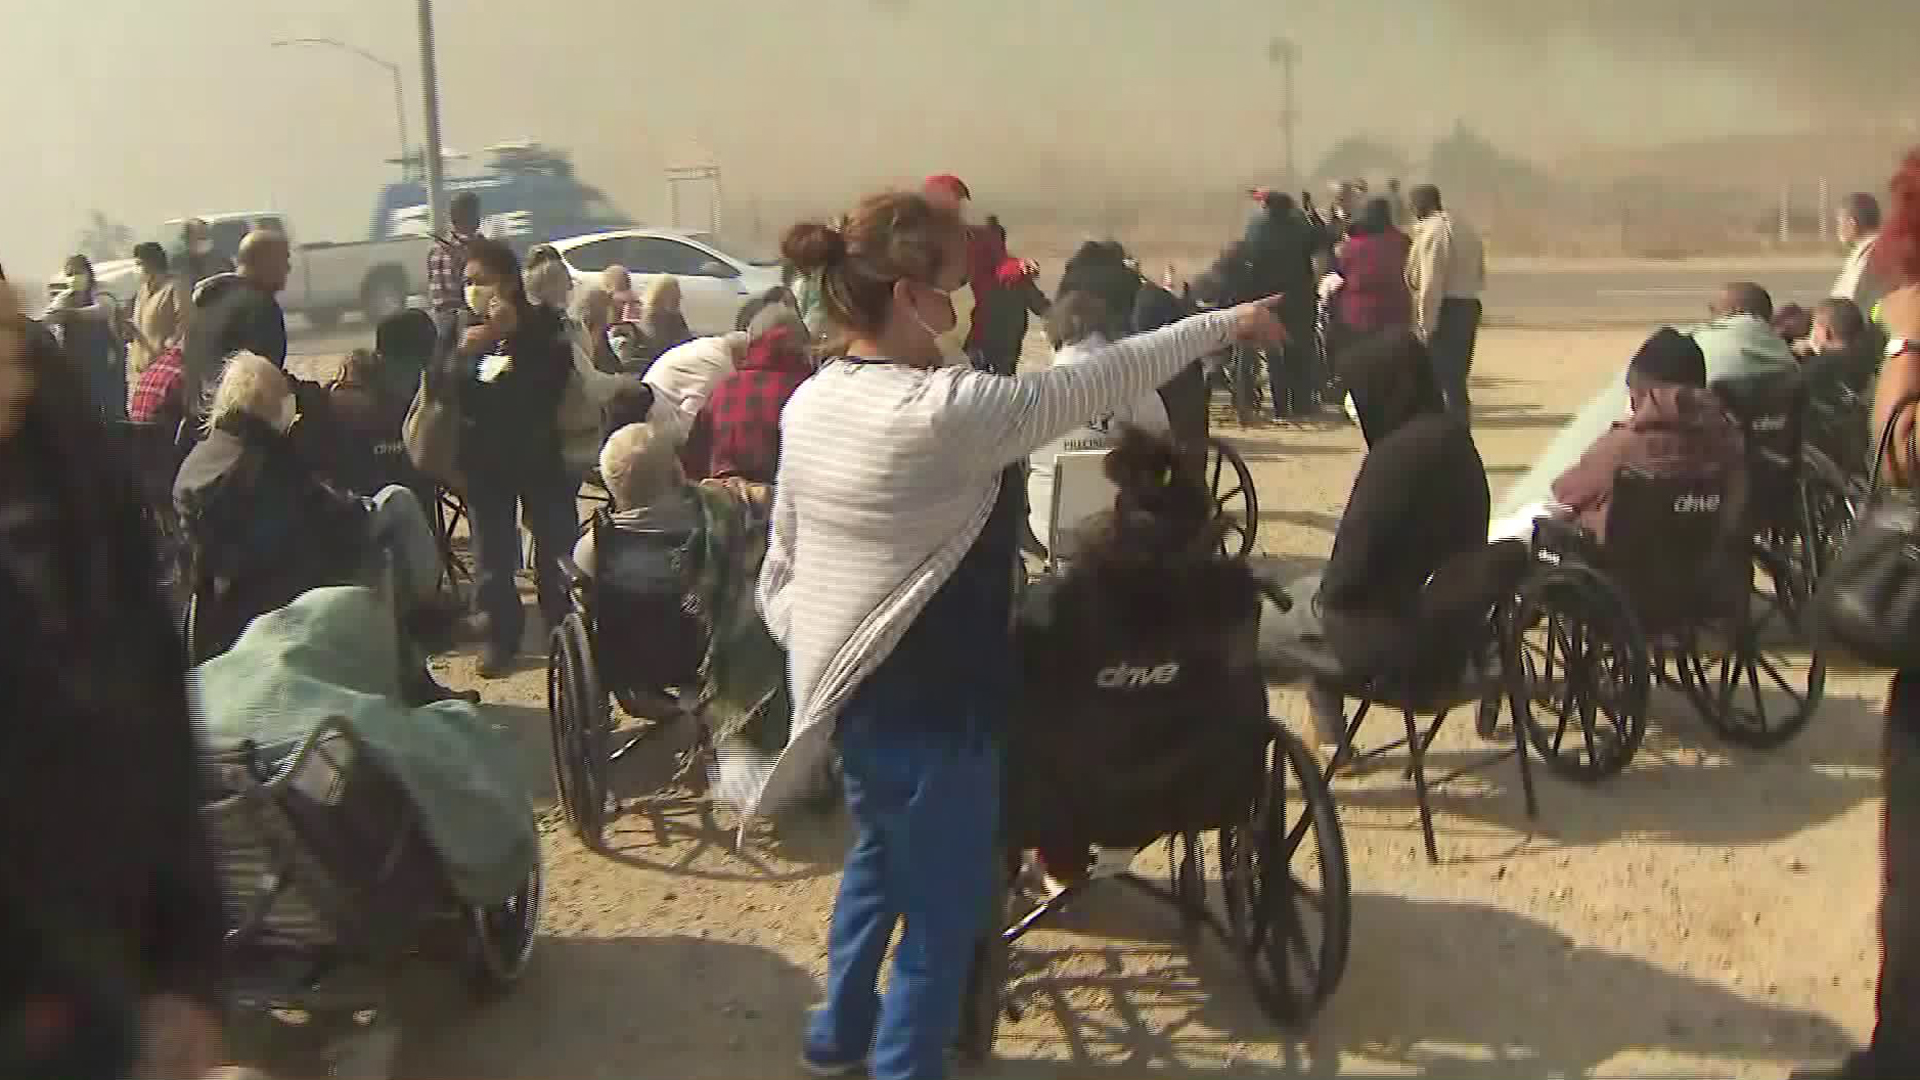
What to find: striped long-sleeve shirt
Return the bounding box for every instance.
[729,310,1237,815]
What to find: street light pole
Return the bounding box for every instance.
[270,37,408,177]
[416,0,449,238]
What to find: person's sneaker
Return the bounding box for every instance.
[477,643,516,680]
[797,1050,865,1076]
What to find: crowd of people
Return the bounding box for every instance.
[5,140,1920,1080]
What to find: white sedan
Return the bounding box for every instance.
[548,229,784,337]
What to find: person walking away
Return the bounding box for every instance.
[1331,197,1414,363]
[1690,282,1798,384]
[1241,190,1324,419]
[698,306,813,484]
[175,218,235,300]
[42,255,126,421]
[427,191,484,343]
[639,276,695,356]
[1793,149,1920,1080]
[127,243,185,389]
[0,279,230,1080]
[969,215,1050,376]
[1406,184,1486,422]
[451,239,578,678]
[1833,192,1889,322]
[752,190,1285,1080]
[178,230,290,422]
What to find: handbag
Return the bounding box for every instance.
[402,355,463,488]
[1812,391,1920,669]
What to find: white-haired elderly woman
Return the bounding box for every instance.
[173,352,465,699]
[639,275,694,355]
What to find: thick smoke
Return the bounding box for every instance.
[1444,2,1920,115]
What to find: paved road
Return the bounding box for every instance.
[284,262,1842,360]
[1482,265,1834,328]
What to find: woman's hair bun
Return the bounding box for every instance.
[781,219,848,272]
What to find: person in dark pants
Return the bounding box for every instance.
[451,239,578,678]
[1794,196,1920,1076]
[1239,191,1325,419]
[1406,184,1486,423]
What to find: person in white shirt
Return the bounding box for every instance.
[1026,292,1170,557]
[1832,192,1888,321]
[640,331,748,443]
[1406,184,1486,422]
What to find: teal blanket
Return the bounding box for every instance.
[192,587,538,907]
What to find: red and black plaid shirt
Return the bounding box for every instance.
[427,230,479,313]
[128,346,185,426]
[701,327,812,484]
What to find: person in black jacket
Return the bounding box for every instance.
[1,281,227,1080]
[1236,192,1325,419]
[179,230,289,423]
[1258,329,1491,748]
[453,238,579,677]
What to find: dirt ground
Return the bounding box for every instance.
[355,328,1881,1080]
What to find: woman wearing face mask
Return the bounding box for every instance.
[177,218,235,296]
[42,255,126,421]
[750,190,1284,1080]
[452,238,579,678]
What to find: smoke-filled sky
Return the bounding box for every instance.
[1,0,1913,275]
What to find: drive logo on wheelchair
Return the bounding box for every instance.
[1673,492,1722,514]
[1095,661,1181,689]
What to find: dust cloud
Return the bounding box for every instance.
[0,0,1912,274]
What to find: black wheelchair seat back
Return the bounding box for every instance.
[202,722,452,971]
[1007,567,1271,849]
[589,509,708,696]
[1600,467,1735,636]
[1713,372,1806,531]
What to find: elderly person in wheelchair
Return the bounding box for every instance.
[174,352,465,702]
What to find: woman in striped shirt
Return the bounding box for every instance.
[757,190,1284,1080]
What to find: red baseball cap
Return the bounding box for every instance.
[923,174,971,201]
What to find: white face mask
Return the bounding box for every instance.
[466,284,496,316]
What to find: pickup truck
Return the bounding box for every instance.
[64,211,432,328]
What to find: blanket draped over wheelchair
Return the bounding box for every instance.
[691,479,791,759]
[192,586,539,907]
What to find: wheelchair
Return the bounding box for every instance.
[1265,541,1547,864]
[1528,464,1826,756]
[1205,435,1260,559]
[202,719,538,1061]
[1039,436,1258,570]
[547,508,711,850]
[959,573,1351,1060]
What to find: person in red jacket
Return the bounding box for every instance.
[922,174,1040,375]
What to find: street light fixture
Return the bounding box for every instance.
[270,36,411,179]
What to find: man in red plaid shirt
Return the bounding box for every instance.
[696,309,812,484]
[426,191,483,338]
[128,345,186,432]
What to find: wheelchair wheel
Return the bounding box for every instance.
[1167,831,1209,918]
[466,857,542,993]
[1206,437,1260,560]
[1217,723,1350,1026]
[1679,548,1826,749]
[1511,564,1650,781]
[1802,449,1861,575]
[547,613,611,848]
